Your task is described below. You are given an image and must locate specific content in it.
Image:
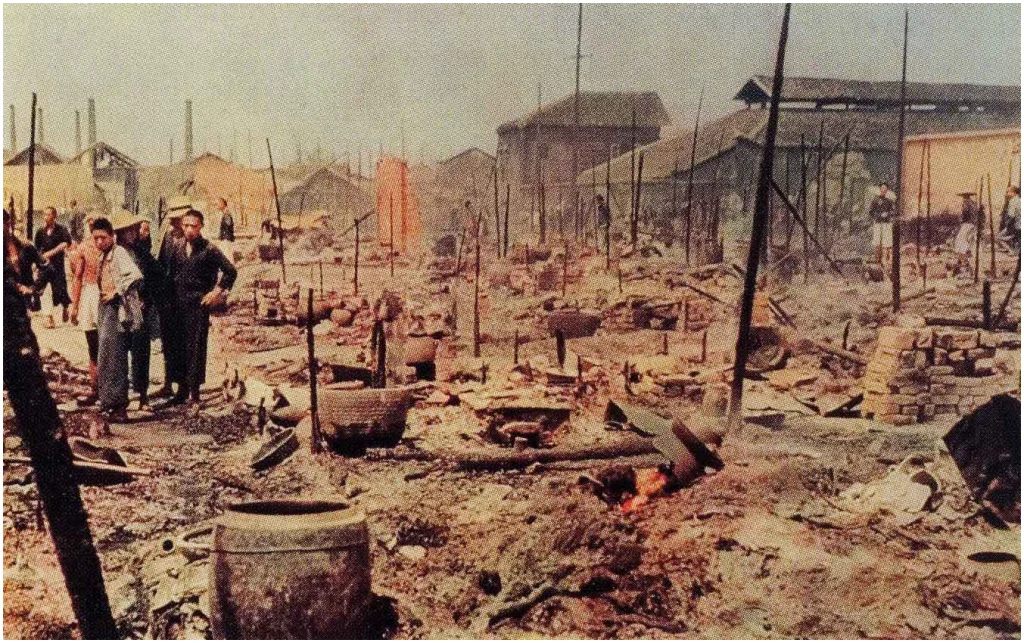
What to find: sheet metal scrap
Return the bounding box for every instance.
[605,399,724,479]
[943,394,1021,524]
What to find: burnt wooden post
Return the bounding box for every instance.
[842,320,851,351]
[633,151,645,254]
[835,133,850,238]
[915,138,926,265]
[982,280,992,330]
[353,215,361,295]
[771,180,846,279]
[473,211,482,358]
[493,165,500,255]
[26,93,37,239]
[700,329,708,363]
[684,87,703,264]
[3,270,117,638]
[921,262,927,290]
[629,108,637,251]
[813,119,824,240]
[373,320,387,388]
[562,240,569,297]
[389,194,395,278]
[974,176,984,284]
[266,138,287,283]
[319,260,324,298]
[924,140,932,255]
[617,263,623,293]
[513,328,519,365]
[683,298,690,332]
[555,329,566,368]
[728,3,790,434]
[539,176,546,246]
[992,256,1021,329]
[662,332,668,355]
[800,135,809,283]
[503,183,511,258]
[306,289,323,453]
[605,145,612,271]
[987,173,996,276]
[454,227,466,276]
[891,9,908,311]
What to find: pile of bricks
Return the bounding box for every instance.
[862,326,1003,425]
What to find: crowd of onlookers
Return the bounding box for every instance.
[4,196,236,422]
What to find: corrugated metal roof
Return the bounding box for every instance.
[440,147,495,166]
[737,76,1021,107]
[580,110,766,185]
[498,91,670,133]
[580,107,1021,185]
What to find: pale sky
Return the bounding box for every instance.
[3,3,1020,166]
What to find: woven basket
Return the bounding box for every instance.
[319,387,411,451]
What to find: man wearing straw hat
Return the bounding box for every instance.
[154,195,191,401]
[115,209,163,412]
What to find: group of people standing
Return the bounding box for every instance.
[868,181,1021,276]
[3,196,236,422]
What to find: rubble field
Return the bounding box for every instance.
[4,237,1021,639]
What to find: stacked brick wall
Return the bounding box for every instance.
[862,326,1002,425]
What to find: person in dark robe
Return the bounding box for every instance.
[4,209,45,311]
[67,200,88,244]
[34,206,73,327]
[154,196,191,399]
[166,208,236,408]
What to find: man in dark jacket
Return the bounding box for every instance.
[34,206,73,327]
[166,208,237,408]
[868,182,897,267]
[154,196,190,400]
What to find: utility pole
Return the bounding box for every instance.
[684,85,704,265]
[571,3,583,235]
[27,93,36,239]
[4,271,118,639]
[892,8,908,313]
[266,139,287,283]
[629,108,637,250]
[8,104,15,152]
[728,4,790,434]
[534,82,542,235]
[74,110,82,155]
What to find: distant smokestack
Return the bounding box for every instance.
[75,110,82,154]
[37,107,44,145]
[8,104,15,151]
[184,100,193,161]
[87,98,97,145]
